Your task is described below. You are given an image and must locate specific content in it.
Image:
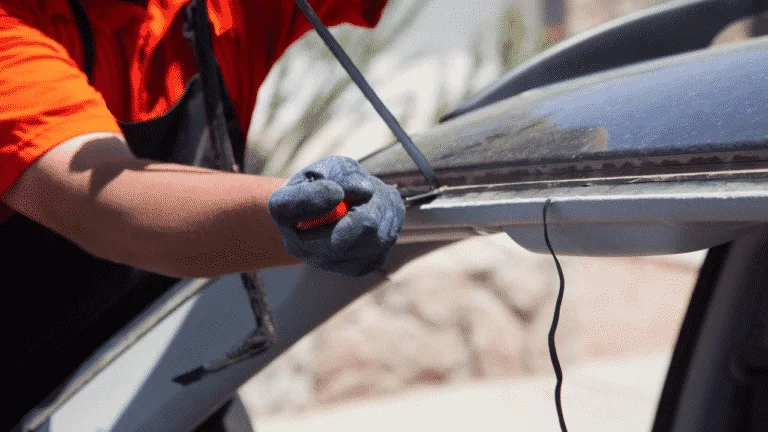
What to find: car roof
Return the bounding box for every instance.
[361,37,768,190]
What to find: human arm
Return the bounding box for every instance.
[0,1,401,279]
[0,6,301,278]
[2,132,300,278]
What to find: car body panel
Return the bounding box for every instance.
[24,243,443,432]
[25,270,377,431]
[441,0,767,121]
[399,178,768,255]
[362,37,768,192]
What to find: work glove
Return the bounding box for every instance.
[268,156,406,277]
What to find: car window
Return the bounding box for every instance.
[237,0,763,430]
[239,235,706,431]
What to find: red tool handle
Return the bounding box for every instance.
[295,200,349,231]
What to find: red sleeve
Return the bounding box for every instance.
[0,4,121,200]
[234,0,387,136]
[281,0,388,49]
[248,0,387,66]
[239,0,388,65]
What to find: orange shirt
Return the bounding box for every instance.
[0,0,386,204]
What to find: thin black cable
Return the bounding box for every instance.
[292,0,440,190]
[543,198,568,432]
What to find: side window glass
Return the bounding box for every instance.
[241,235,706,431]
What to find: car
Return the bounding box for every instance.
[14,0,768,430]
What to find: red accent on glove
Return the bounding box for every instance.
[295,200,349,231]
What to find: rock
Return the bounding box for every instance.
[457,288,527,378]
[387,234,562,323]
[487,245,562,324]
[314,306,471,405]
[518,290,584,375]
[382,273,466,328]
[239,234,698,419]
[564,256,698,359]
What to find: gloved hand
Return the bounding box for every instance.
[268,156,405,277]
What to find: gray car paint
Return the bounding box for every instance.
[361,37,768,191]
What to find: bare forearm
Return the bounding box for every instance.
[4,134,299,277]
[84,160,298,277]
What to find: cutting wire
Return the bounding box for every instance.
[293,0,440,191]
[293,4,569,431]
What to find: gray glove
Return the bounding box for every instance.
[268,156,405,277]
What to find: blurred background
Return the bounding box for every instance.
[234,1,766,430]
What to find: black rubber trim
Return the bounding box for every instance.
[650,242,733,432]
